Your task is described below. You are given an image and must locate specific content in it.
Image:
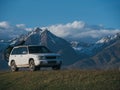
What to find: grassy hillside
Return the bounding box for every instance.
[0,70,120,90]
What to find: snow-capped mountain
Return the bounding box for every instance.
[70,41,100,56]
[69,38,120,70]
[10,28,42,46]
[0,28,79,70]
[9,28,79,65]
[68,32,120,70]
[1,26,120,70]
[70,41,90,51]
[71,32,120,57]
[96,33,119,44]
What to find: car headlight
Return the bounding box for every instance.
[39,56,46,60]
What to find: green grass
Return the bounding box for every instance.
[0,70,120,90]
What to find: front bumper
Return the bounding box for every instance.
[35,60,62,67]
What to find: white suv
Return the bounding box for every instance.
[8,45,62,71]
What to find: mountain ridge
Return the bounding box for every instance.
[1,27,120,70]
[69,35,120,70]
[8,28,79,65]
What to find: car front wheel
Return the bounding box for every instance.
[29,60,36,71]
[10,61,18,72]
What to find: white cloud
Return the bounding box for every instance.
[0,21,10,29]
[43,21,86,37]
[16,24,26,28]
[16,24,33,31]
[0,20,120,42]
[0,21,33,40]
[43,21,120,41]
[75,29,120,39]
[25,28,33,31]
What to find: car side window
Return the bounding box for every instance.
[11,48,19,55]
[11,47,28,55]
[19,47,28,54]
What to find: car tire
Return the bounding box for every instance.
[10,61,18,72]
[29,60,36,71]
[52,65,61,70]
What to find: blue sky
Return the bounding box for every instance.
[0,0,120,28]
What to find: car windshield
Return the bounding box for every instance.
[28,46,51,54]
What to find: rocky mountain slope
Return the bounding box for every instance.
[71,32,120,57]
[9,28,79,65]
[0,42,9,70]
[1,27,120,70]
[69,33,120,70]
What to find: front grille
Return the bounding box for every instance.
[46,56,56,59]
[48,61,56,64]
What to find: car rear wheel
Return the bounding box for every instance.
[29,60,36,71]
[10,61,18,72]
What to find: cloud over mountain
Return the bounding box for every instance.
[0,21,10,29]
[0,21,33,40]
[0,21,120,42]
[43,21,120,41]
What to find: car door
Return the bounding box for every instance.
[18,47,29,66]
[10,47,21,66]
